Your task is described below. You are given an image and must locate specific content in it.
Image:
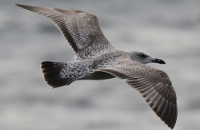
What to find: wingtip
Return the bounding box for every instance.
[15,4,24,7]
[15,4,34,9]
[15,4,27,9]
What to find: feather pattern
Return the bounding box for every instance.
[16,4,178,129]
[99,58,177,129]
[16,4,114,59]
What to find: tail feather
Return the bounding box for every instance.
[41,61,75,88]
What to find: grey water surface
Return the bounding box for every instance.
[1,0,200,130]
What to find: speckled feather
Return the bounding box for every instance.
[16,4,114,59]
[99,58,177,128]
[16,4,177,129]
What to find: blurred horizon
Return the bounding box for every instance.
[1,0,200,130]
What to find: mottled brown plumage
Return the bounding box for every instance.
[99,58,177,128]
[16,4,178,129]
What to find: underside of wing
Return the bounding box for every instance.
[16,4,114,59]
[99,58,177,129]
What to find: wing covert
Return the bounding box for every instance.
[99,58,177,129]
[16,4,114,59]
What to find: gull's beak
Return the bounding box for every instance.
[152,58,166,64]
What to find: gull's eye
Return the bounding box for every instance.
[140,54,147,58]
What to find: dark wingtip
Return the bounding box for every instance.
[15,4,25,7]
[15,4,39,11]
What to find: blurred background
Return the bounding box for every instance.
[1,0,200,130]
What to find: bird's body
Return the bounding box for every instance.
[16,4,177,129]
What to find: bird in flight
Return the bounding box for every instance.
[16,4,177,129]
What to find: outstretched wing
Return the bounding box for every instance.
[99,58,177,129]
[16,4,114,59]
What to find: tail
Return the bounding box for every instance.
[41,61,87,88]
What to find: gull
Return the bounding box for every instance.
[16,4,177,129]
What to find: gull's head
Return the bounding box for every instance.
[130,51,166,64]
